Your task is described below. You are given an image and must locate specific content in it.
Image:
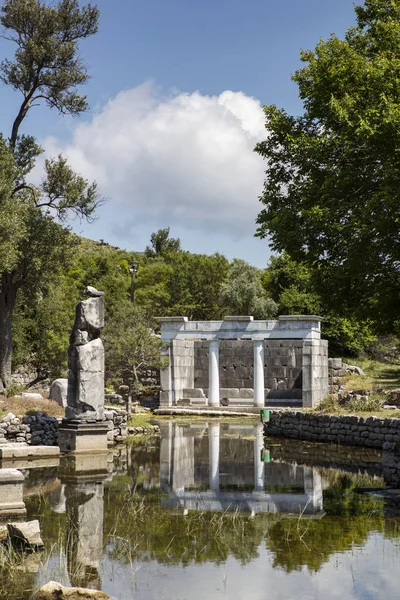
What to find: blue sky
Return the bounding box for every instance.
[0,0,357,266]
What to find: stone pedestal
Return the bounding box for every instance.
[58,421,108,454]
[0,469,26,518]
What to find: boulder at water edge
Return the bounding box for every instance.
[35,581,110,599]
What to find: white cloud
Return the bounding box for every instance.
[43,82,267,244]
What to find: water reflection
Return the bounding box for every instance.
[60,454,108,590]
[3,420,400,600]
[160,421,324,514]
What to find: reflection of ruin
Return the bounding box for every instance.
[60,454,108,590]
[160,422,324,514]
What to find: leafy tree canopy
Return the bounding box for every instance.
[220,259,278,319]
[255,0,400,331]
[144,227,181,258]
[0,0,100,391]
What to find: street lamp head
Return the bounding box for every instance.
[130,260,139,273]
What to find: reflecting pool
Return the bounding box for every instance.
[1,420,400,600]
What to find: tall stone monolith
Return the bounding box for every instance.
[58,287,108,453]
[66,286,105,421]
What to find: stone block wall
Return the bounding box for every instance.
[194,340,304,400]
[163,339,194,404]
[0,413,59,446]
[104,408,128,444]
[328,357,346,392]
[302,340,329,408]
[0,410,128,447]
[264,410,400,449]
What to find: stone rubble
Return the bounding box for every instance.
[7,519,44,549]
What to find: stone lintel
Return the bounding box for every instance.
[224,316,254,322]
[279,315,323,322]
[159,316,188,323]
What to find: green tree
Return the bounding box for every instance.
[0,0,100,392]
[103,304,166,411]
[220,259,278,318]
[255,0,400,332]
[264,253,322,315]
[144,227,181,257]
[135,251,229,319]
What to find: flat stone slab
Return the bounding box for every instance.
[0,457,60,470]
[0,444,60,460]
[0,468,26,518]
[154,408,260,417]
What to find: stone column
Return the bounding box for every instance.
[208,340,220,407]
[253,340,265,408]
[209,422,220,491]
[253,423,265,491]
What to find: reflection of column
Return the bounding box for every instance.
[253,340,265,408]
[209,423,220,490]
[253,423,265,491]
[303,466,323,512]
[209,340,220,407]
[160,422,173,491]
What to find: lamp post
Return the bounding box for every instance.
[129,260,139,304]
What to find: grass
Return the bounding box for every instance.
[0,395,64,420]
[341,358,400,391]
[127,412,155,428]
[310,358,400,418]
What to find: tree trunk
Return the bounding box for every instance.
[0,272,17,394]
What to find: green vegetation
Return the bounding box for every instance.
[2,0,400,395]
[255,0,400,339]
[0,0,100,393]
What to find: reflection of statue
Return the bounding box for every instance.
[65,481,104,590]
[67,286,105,421]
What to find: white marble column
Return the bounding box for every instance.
[253,423,265,491]
[208,340,220,407]
[253,340,265,407]
[209,422,220,491]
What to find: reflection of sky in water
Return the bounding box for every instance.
[100,535,400,600]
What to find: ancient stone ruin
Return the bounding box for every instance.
[58,286,108,453]
[66,286,105,421]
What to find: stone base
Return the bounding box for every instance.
[60,452,109,484]
[0,469,26,519]
[58,420,108,454]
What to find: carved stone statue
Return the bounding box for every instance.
[66,286,105,421]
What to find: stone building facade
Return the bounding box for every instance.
[160,315,329,409]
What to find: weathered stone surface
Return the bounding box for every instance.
[50,378,68,408]
[67,287,105,421]
[7,520,43,548]
[34,581,109,599]
[21,392,43,401]
[345,364,365,376]
[0,468,26,517]
[1,412,16,423]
